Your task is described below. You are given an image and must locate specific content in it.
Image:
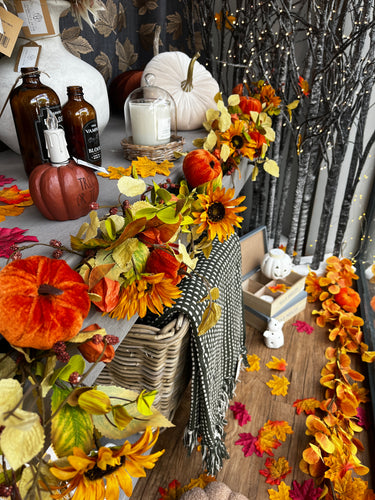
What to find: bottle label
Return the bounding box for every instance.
[83,119,102,163]
[34,105,64,163]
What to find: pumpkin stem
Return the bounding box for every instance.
[38,283,64,296]
[181,52,200,93]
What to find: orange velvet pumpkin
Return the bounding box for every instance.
[182,149,222,188]
[334,286,361,312]
[0,256,91,350]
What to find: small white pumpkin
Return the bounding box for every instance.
[261,249,292,280]
[141,52,220,131]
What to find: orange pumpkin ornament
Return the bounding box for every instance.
[182,149,222,188]
[0,256,90,350]
[334,286,361,312]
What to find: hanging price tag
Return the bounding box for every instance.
[14,40,41,72]
[13,0,54,37]
[0,6,23,57]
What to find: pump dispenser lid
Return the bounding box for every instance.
[44,108,69,165]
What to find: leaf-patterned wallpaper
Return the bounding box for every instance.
[60,0,203,88]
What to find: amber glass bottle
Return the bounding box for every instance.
[9,67,63,176]
[62,86,102,166]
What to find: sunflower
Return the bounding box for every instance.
[49,427,163,500]
[109,273,182,320]
[192,183,246,243]
[218,120,257,161]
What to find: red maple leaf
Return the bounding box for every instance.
[230,401,251,426]
[0,175,15,187]
[289,479,323,499]
[0,227,39,258]
[235,432,262,457]
[158,479,183,500]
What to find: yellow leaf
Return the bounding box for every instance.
[78,389,112,415]
[268,481,291,500]
[112,405,133,430]
[19,464,59,499]
[69,326,107,343]
[83,210,100,243]
[266,356,288,371]
[118,175,146,197]
[315,431,335,454]
[1,409,45,470]
[200,287,220,302]
[137,389,157,416]
[198,303,222,336]
[361,350,375,363]
[0,204,25,221]
[92,385,174,439]
[252,164,259,181]
[97,165,130,178]
[204,129,218,151]
[228,93,240,106]
[132,156,173,177]
[0,378,23,414]
[246,354,261,372]
[264,159,279,178]
[266,375,290,396]
[220,143,231,162]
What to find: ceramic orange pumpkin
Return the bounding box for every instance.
[0,256,90,350]
[29,161,99,221]
[183,149,222,188]
[334,286,360,312]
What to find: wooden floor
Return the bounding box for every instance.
[133,303,374,499]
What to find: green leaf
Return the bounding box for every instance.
[105,217,117,240]
[51,386,94,457]
[137,389,157,416]
[156,206,180,224]
[156,188,172,203]
[70,234,108,251]
[0,354,17,379]
[133,206,158,220]
[50,355,85,385]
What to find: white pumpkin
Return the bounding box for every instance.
[261,249,293,280]
[141,52,220,131]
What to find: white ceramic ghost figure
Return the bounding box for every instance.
[263,318,284,349]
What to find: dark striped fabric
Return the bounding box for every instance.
[149,233,247,475]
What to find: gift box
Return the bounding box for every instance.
[240,227,307,327]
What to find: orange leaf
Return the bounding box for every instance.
[98,166,130,179]
[302,443,322,464]
[298,76,310,96]
[259,457,291,485]
[266,356,288,371]
[0,185,32,204]
[266,375,290,396]
[315,432,335,454]
[256,428,282,457]
[293,398,321,415]
[0,204,25,221]
[262,420,293,441]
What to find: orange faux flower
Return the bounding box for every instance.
[260,84,281,109]
[90,277,120,312]
[334,287,361,313]
[146,247,186,285]
[239,95,263,115]
[109,273,182,320]
[78,339,115,364]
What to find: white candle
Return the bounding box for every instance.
[129,98,171,146]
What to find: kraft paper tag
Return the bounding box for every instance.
[14,0,54,38]
[0,6,23,57]
[14,40,41,71]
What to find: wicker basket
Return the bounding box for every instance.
[121,135,185,162]
[97,314,191,421]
